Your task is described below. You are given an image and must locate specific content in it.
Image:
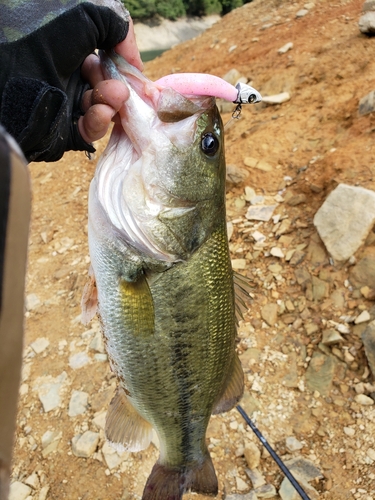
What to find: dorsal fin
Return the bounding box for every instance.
[233,271,253,324]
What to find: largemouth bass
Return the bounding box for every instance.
[83,51,249,500]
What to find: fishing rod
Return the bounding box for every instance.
[236,405,311,500]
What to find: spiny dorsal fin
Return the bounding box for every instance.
[233,271,253,324]
[212,353,244,415]
[106,387,153,452]
[81,265,98,325]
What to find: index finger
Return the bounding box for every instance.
[115,16,144,72]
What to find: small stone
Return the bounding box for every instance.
[278,42,293,54]
[287,194,306,206]
[236,476,249,491]
[284,457,323,482]
[262,92,291,105]
[367,448,375,461]
[19,383,28,396]
[285,436,303,452]
[226,164,249,184]
[34,372,67,413]
[275,219,292,236]
[288,250,306,266]
[42,430,62,449]
[354,394,374,405]
[30,337,50,354]
[72,431,100,458]
[355,310,371,324]
[343,427,355,437]
[38,486,50,500]
[337,323,350,334]
[362,322,375,378]
[254,483,277,498]
[8,482,32,500]
[359,90,375,115]
[261,303,278,326]
[312,276,329,301]
[244,186,256,201]
[252,231,266,243]
[246,205,277,222]
[321,329,344,345]
[25,293,41,311]
[359,12,375,35]
[270,247,284,258]
[69,351,90,369]
[361,286,375,300]
[245,468,266,489]
[89,331,105,353]
[305,352,339,396]
[102,441,129,470]
[94,353,108,362]
[296,8,309,17]
[24,473,39,489]
[92,410,106,431]
[244,442,261,469]
[232,259,247,270]
[68,390,89,417]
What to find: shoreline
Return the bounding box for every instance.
[133,15,220,52]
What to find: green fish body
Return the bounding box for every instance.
[85,52,244,500]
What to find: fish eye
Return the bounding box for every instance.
[201,133,219,156]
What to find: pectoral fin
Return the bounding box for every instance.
[212,354,244,415]
[106,387,153,452]
[81,265,98,325]
[120,274,155,337]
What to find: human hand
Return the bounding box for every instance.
[0,2,142,162]
[79,17,143,144]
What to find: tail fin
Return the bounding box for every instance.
[190,452,218,496]
[142,454,218,500]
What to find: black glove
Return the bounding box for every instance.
[0,2,129,162]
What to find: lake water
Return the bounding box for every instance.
[141,48,167,62]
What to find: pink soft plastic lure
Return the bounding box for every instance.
[155,73,262,104]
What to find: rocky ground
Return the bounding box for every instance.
[8,0,375,499]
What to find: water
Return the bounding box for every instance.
[141,48,167,62]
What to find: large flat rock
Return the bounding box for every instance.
[313,184,375,262]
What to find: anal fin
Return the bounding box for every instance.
[212,353,244,415]
[106,387,153,452]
